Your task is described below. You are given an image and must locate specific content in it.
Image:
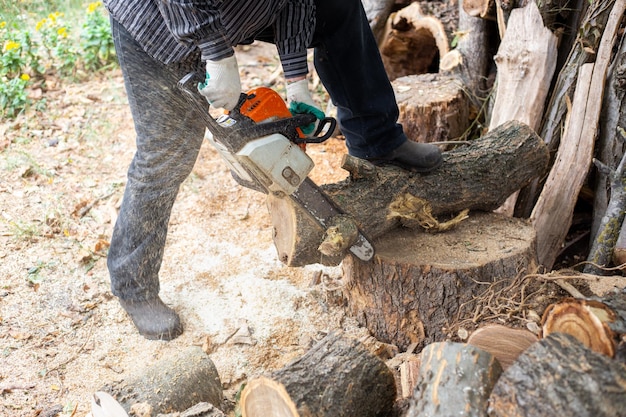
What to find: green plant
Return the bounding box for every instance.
[80,2,116,71]
[36,12,78,77]
[0,74,30,117]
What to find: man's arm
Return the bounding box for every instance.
[157,0,234,61]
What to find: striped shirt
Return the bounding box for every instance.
[104,0,315,78]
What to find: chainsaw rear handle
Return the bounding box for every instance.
[177,72,335,147]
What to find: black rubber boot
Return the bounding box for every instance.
[367,140,443,173]
[118,297,183,341]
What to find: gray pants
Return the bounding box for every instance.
[108,18,205,301]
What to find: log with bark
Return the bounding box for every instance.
[268,120,549,267]
[407,342,503,417]
[239,331,396,417]
[487,332,626,417]
[101,346,223,415]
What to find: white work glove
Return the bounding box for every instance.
[286,79,325,135]
[198,55,242,110]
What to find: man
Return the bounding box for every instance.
[104,0,443,341]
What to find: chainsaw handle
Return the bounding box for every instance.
[294,117,337,144]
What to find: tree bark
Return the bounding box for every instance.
[342,211,538,350]
[487,332,626,417]
[240,331,396,417]
[102,347,223,415]
[407,342,503,417]
[362,0,397,44]
[268,120,549,267]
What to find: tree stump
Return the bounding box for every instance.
[102,346,223,415]
[393,73,470,144]
[343,211,538,350]
[488,332,626,417]
[240,331,396,417]
[407,342,503,417]
[379,2,449,80]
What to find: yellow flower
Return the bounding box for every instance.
[36,19,47,31]
[0,21,6,29]
[20,74,30,81]
[4,40,20,51]
[48,12,62,22]
[57,27,68,37]
[87,1,102,14]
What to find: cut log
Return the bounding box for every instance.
[379,2,449,80]
[407,342,503,417]
[102,346,223,415]
[487,332,626,417]
[467,324,539,370]
[343,211,538,350]
[488,1,557,215]
[488,1,557,133]
[268,120,549,267]
[541,296,626,357]
[393,73,470,144]
[240,331,396,417]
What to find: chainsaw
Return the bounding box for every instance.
[178,72,374,262]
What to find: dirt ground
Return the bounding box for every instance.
[0,42,369,417]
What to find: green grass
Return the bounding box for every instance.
[0,0,86,25]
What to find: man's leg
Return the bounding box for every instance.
[108,18,206,340]
[312,0,442,171]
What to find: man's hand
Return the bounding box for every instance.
[198,55,241,110]
[286,78,324,135]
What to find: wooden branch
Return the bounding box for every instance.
[586,147,626,274]
[532,0,626,270]
[269,120,549,266]
[407,342,503,417]
[488,332,626,416]
[101,347,223,415]
[240,332,396,417]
